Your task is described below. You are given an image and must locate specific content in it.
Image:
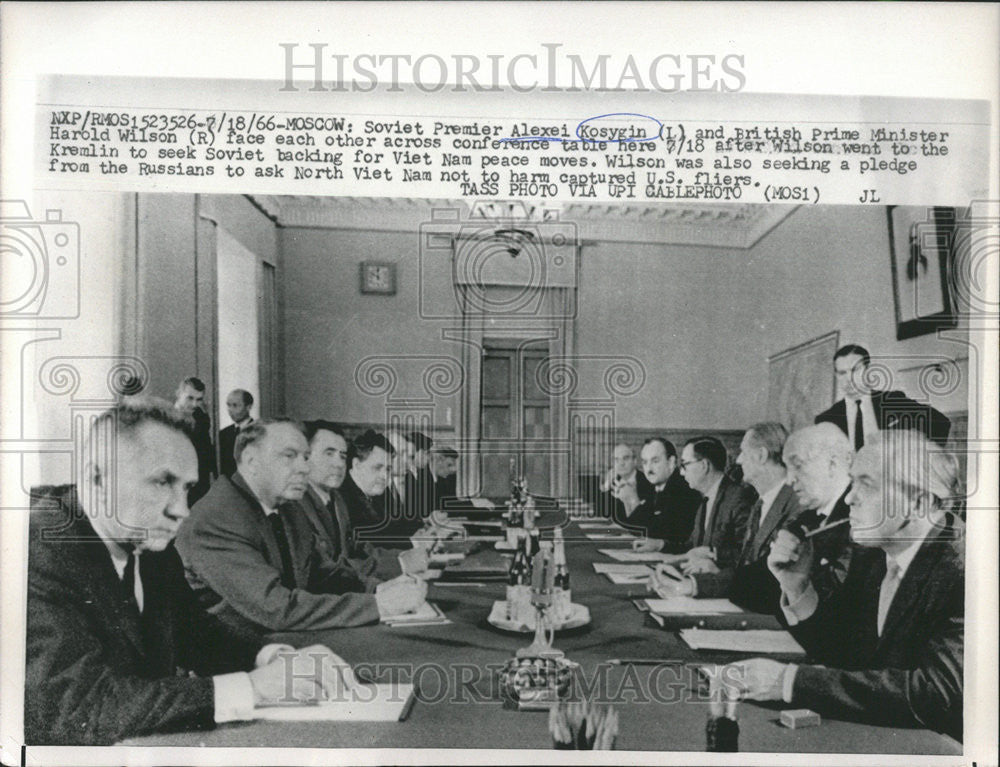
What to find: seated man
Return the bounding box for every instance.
[176,419,425,636]
[371,430,425,547]
[780,423,855,601]
[25,399,354,745]
[614,437,701,551]
[725,430,964,741]
[652,423,800,614]
[599,442,654,520]
[297,420,408,582]
[405,430,436,519]
[633,437,756,569]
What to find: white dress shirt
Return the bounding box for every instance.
[700,475,724,536]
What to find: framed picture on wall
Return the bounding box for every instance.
[888,206,959,340]
[767,330,839,433]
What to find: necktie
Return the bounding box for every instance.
[268,512,296,589]
[121,549,141,614]
[876,555,902,636]
[853,399,865,451]
[738,499,764,566]
[326,496,346,559]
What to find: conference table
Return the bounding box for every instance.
[127,512,960,754]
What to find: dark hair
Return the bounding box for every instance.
[91,397,194,442]
[642,437,677,459]
[745,422,789,467]
[235,417,305,465]
[303,419,346,444]
[348,429,395,469]
[179,376,206,393]
[407,430,433,452]
[684,436,728,473]
[230,388,254,407]
[435,446,459,460]
[834,344,871,367]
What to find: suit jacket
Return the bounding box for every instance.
[694,483,801,613]
[25,486,260,745]
[685,476,758,568]
[342,472,417,549]
[175,473,381,637]
[815,390,951,447]
[188,408,217,506]
[332,475,404,579]
[786,488,853,603]
[599,469,654,521]
[616,470,701,552]
[218,424,236,477]
[788,530,964,741]
[295,486,380,594]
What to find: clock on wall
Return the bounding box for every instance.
[360,261,397,295]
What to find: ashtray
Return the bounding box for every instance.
[498,656,578,710]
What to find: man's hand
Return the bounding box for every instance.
[722,658,788,701]
[686,546,714,561]
[682,556,719,575]
[650,563,694,596]
[398,546,429,576]
[248,645,358,705]
[632,537,665,552]
[375,574,428,617]
[767,529,814,599]
[612,479,641,513]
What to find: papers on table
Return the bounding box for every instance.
[598,549,671,563]
[592,562,654,575]
[642,597,743,614]
[381,602,450,627]
[256,683,416,721]
[577,522,618,530]
[679,628,806,655]
[584,532,637,541]
[604,572,653,585]
[428,551,465,566]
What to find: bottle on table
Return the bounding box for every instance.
[506,529,532,622]
[553,527,571,621]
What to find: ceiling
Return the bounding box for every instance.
[250,195,798,249]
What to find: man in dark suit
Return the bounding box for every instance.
[725,430,964,741]
[613,437,701,552]
[173,376,217,506]
[432,446,459,503]
[653,423,801,615]
[371,430,425,547]
[815,343,951,448]
[781,423,855,601]
[218,388,254,477]
[25,399,355,745]
[404,430,436,519]
[599,442,654,520]
[175,419,426,637]
[298,420,407,583]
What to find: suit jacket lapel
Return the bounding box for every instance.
[231,472,286,576]
[877,532,948,653]
[691,497,708,547]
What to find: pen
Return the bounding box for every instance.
[398,685,419,722]
[606,658,685,666]
[803,517,849,538]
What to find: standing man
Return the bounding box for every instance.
[176,419,425,636]
[174,376,216,506]
[25,399,356,745]
[722,430,964,740]
[615,437,701,551]
[653,423,800,614]
[219,389,255,477]
[816,344,951,448]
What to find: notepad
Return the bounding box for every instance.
[598,549,671,562]
[592,562,654,575]
[380,602,449,626]
[643,597,743,614]
[256,683,416,721]
[679,628,806,655]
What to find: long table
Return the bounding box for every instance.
[127,520,961,754]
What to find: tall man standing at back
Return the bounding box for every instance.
[25,399,356,745]
[174,376,216,505]
[219,389,255,477]
[816,344,951,448]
